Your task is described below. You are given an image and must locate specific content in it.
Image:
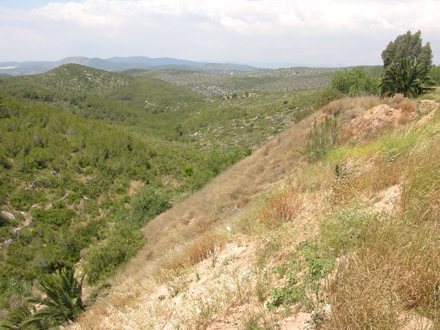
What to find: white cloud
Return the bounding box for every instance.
[1,0,440,65]
[0,25,47,42]
[219,17,249,34]
[35,1,123,28]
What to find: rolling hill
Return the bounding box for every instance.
[0,64,323,149]
[0,56,263,76]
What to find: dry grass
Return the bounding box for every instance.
[331,155,406,204]
[322,95,380,122]
[402,136,440,223]
[157,230,227,282]
[322,127,440,329]
[69,94,440,330]
[324,219,440,329]
[258,187,303,228]
[397,101,416,113]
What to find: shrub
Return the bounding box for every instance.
[316,88,345,108]
[31,201,75,227]
[129,183,172,226]
[33,244,62,274]
[9,189,48,211]
[329,67,380,97]
[0,226,12,241]
[184,166,194,177]
[82,223,145,284]
[301,116,340,163]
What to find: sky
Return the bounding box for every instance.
[0,0,439,68]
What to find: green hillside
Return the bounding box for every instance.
[0,64,322,149]
[0,94,250,311]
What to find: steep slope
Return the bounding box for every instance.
[68,93,440,330]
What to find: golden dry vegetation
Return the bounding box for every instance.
[70,93,440,330]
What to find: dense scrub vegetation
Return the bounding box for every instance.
[316,67,380,107]
[0,93,250,321]
[0,64,321,149]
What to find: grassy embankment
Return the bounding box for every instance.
[69,91,440,330]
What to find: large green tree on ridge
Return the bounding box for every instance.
[381,30,433,70]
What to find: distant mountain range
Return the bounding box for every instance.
[0,56,265,76]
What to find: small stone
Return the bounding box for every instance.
[4,239,13,247]
[1,211,14,219]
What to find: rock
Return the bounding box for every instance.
[1,211,15,219]
[4,239,13,247]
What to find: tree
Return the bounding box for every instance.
[380,58,437,98]
[381,30,433,70]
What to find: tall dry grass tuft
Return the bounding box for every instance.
[381,93,417,111]
[402,136,440,223]
[322,96,380,121]
[324,219,440,329]
[259,187,303,228]
[157,230,227,282]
